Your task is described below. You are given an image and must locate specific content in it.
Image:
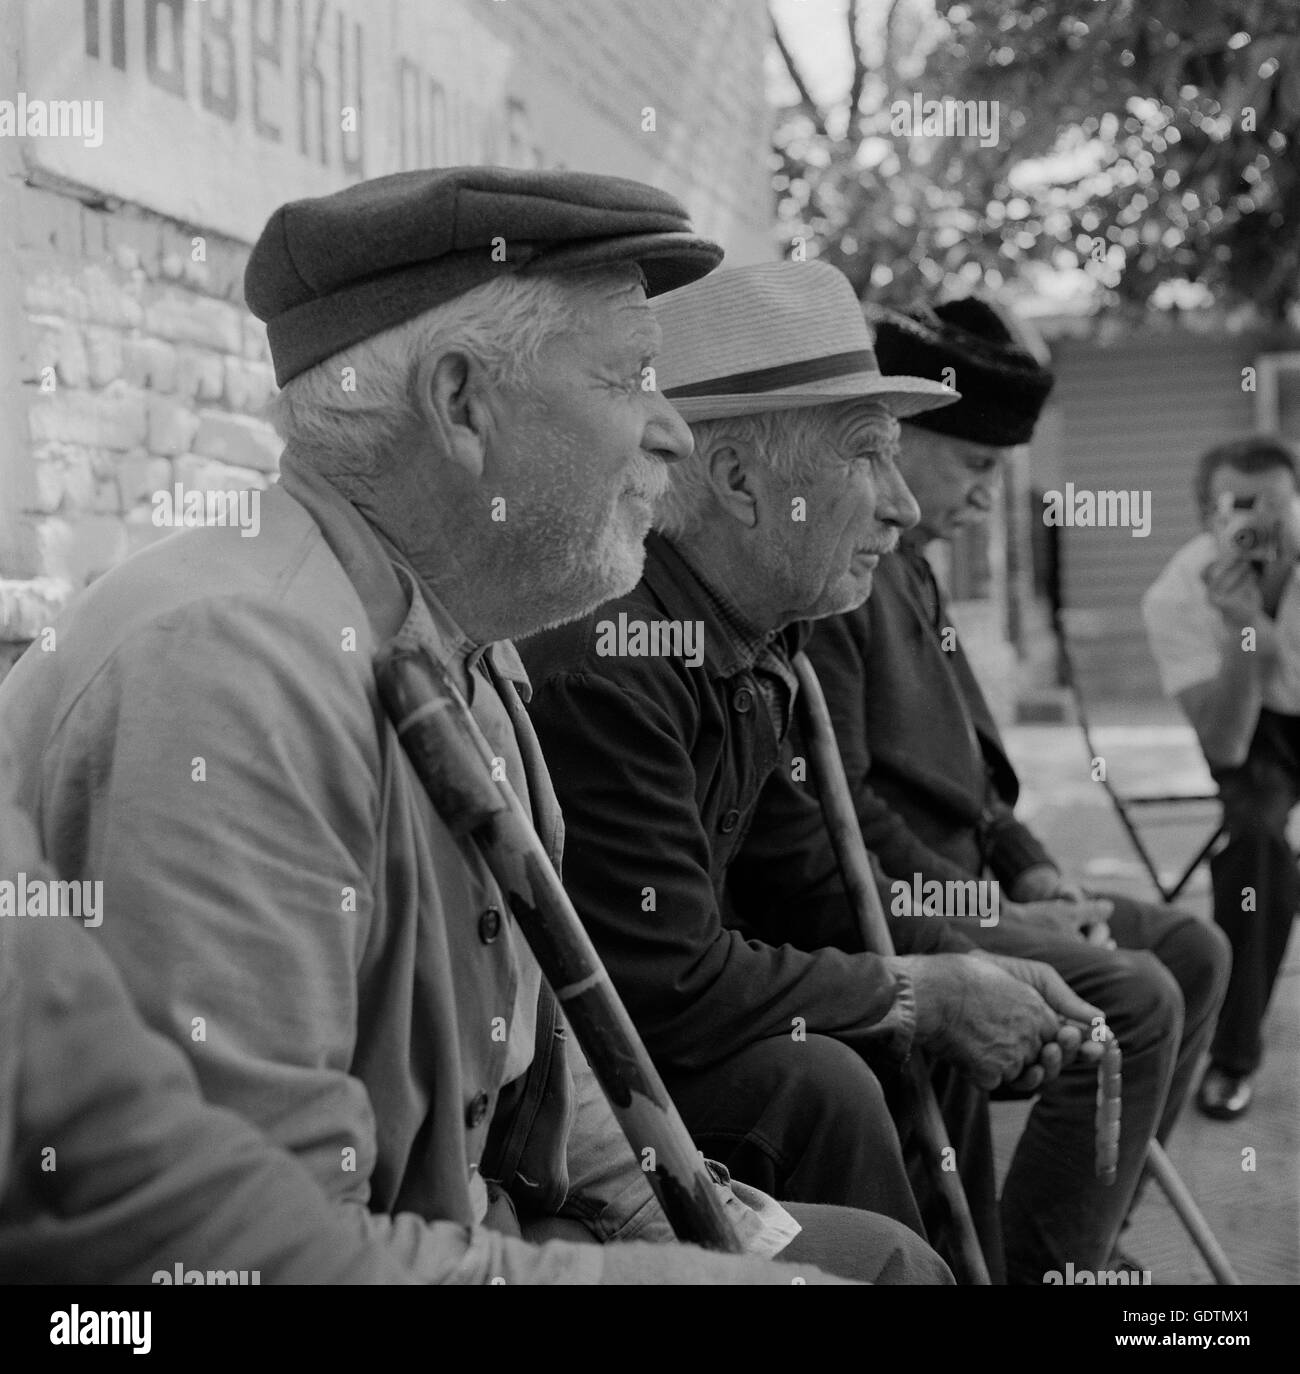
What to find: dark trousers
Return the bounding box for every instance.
[1209,708,1300,1075]
[662,1033,1003,1282]
[968,897,1228,1284]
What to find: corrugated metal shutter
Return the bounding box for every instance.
[1049,328,1300,701]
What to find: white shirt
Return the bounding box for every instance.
[1141,531,1300,713]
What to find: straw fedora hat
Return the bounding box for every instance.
[650,259,959,423]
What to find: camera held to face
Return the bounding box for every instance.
[1215,493,1281,567]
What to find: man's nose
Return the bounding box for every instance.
[968,483,994,513]
[644,391,694,465]
[878,457,921,530]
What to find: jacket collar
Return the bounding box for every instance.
[640,532,807,679]
[276,452,531,698]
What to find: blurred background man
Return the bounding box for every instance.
[1144,436,1300,1119]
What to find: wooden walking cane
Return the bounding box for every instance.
[376,640,743,1253]
[792,651,993,1285]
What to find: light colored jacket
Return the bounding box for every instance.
[0,455,670,1283]
[0,798,420,1284]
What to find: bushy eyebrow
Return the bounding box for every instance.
[838,409,900,456]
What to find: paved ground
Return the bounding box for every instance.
[991,703,1299,1285]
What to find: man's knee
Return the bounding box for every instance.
[797,1034,889,1107]
[673,1035,900,1176]
[1117,897,1232,1015]
[747,1034,891,1131]
[781,1201,954,1285]
[1162,913,1232,1013]
[1093,952,1184,1051]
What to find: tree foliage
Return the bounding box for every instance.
[772,0,1300,321]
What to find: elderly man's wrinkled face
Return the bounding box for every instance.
[896,426,1008,541]
[487,276,692,626]
[758,400,920,622]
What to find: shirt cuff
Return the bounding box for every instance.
[984,819,1055,887]
[876,963,918,1061]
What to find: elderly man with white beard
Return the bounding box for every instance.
[0,169,946,1284]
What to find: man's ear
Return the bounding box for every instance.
[706,440,760,528]
[415,349,493,481]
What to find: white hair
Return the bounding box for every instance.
[654,403,898,539]
[266,265,641,481]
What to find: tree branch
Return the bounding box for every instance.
[771,9,830,137]
[882,0,904,97]
[847,0,869,134]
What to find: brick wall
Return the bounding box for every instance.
[5,183,272,640]
[1,178,271,673]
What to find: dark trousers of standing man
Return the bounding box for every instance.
[1209,707,1300,1077]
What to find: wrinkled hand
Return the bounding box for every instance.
[898,952,1105,1093]
[982,951,1108,1086]
[1003,895,1115,948]
[1009,866,1116,947]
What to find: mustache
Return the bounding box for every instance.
[624,458,670,503]
[861,532,900,557]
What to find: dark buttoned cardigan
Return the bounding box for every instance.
[521,533,968,1077]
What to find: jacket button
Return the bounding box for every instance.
[465,1090,491,1129]
[720,809,740,833]
[479,906,502,943]
[733,687,754,713]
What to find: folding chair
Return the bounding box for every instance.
[1051,605,1225,904]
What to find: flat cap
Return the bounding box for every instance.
[871,297,1055,447]
[245,166,725,386]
